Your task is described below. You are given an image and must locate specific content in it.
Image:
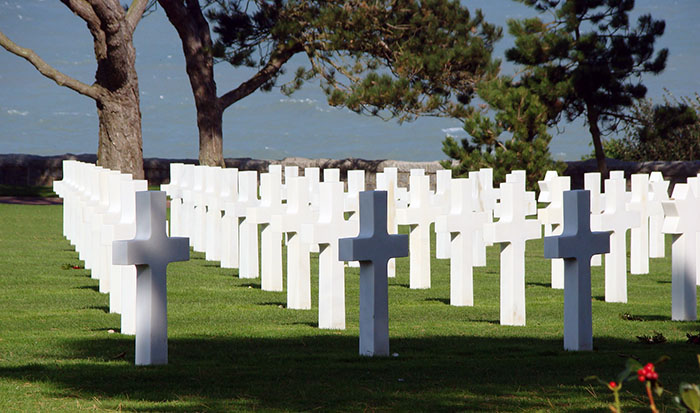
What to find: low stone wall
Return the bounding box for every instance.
[0,154,446,189]
[2,153,700,192]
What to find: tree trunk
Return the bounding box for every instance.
[197,103,225,167]
[159,0,225,167]
[96,88,144,178]
[586,106,609,179]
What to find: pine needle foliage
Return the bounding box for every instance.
[605,92,700,161]
[206,0,502,122]
[503,0,668,175]
[441,77,565,191]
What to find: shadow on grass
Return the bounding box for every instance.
[526,282,552,288]
[85,305,110,314]
[239,282,261,289]
[424,297,450,305]
[258,302,286,307]
[3,334,693,412]
[75,285,99,292]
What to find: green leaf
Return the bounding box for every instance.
[680,383,700,412]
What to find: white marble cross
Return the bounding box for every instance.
[591,178,640,303]
[305,167,322,253]
[113,191,190,365]
[219,169,241,269]
[396,174,441,289]
[282,166,299,201]
[339,190,409,356]
[344,170,366,268]
[544,190,610,351]
[628,174,651,274]
[584,172,604,266]
[304,181,357,329]
[94,170,123,293]
[484,180,541,326]
[323,168,340,182]
[662,183,700,320]
[537,174,570,289]
[375,168,400,277]
[190,165,207,253]
[468,170,494,267]
[237,171,261,279]
[648,171,669,258]
[178,164,195,240]
[271,176,316,309]
[107,177,148,336]
[435,178,489,306]
[161,163,185,238]
[433,169,452,260]
[204,166,224,262]
[247,172,285,291]
[53,159,75,239]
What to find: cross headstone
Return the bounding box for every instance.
[435,178,489,306]
[282,166,299,201]
[113,191,190,365]
[79,166,104,273]
[219,168,240,269]
[247,172,285,291]
[375,168,400,277]
[305,167,322,253]
[544,190,610,351]
[95,170,123,294]
[537,174,570,289]
[484,180,541,326]
[344,170,366,268]
[236,171,261,278]
[204,166,224,261]
[303,181,357,329]
[339,191,409,356]
[323,168,340,182]
[628,174,651,274]
[110,177,148,335]
[178,164,195,240]
[662,183,700,320]
[591,178,640,303]
[54,160,75,239]
[88,168,116,285]
[468,170,494,267]
[648,171,669,258]
[271,176,317,309]
[161,163,185,237]
[433,169,452,260]
[396,174,441,289]
[584,172,604,266]
[610,170,625,181]
[191,165,207,253]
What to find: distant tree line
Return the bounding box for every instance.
[2,0,692,183]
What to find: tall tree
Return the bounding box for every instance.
[158,0,502,166]
[0,1,150,178]
[505,0,667,177]
[442,77,565,190]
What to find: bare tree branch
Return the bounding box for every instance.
[0,30,101,101]
[125,0,150,33]
[60,0,107,59]
[219,42,303,109]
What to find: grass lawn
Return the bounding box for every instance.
[0,202,699,412]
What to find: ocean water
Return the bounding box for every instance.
[0,0,698,162]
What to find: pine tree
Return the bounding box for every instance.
[441,77,565,191]
[505,0,668,177]
[159,0,502,165]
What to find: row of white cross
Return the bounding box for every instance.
[55,161,700,328]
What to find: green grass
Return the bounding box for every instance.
[0,185,57,198]
[0,203,699,412]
